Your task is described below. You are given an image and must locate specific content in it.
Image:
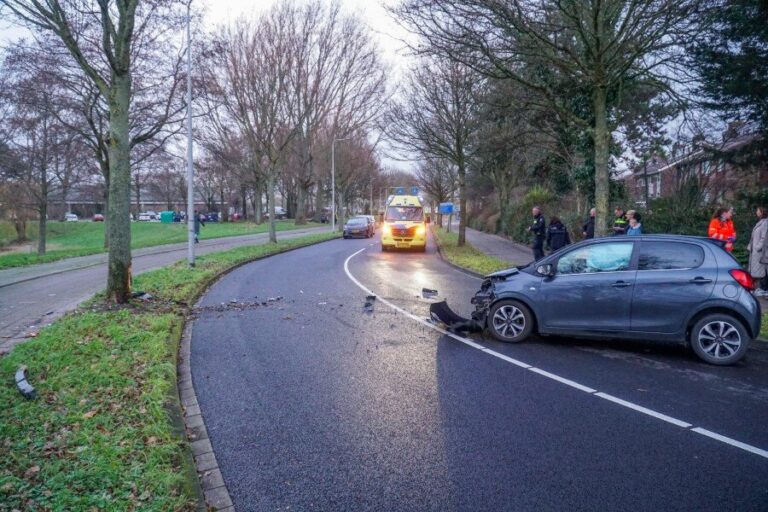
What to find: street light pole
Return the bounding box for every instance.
[186,0,195,267]
[331,137,350,232]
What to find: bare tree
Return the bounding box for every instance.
[1,0,187,301]
[387,57,481,245]
[415,158,457,226]
[393,0,701,235]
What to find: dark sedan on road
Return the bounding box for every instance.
[470,235,761,365]
[343,217,374,238]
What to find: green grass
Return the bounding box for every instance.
[0,231,339,511]
[760,314,768,340]
[432,226,512,275]
[0,220,322,269]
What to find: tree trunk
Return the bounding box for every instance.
[37,176,48,256]
[37,202,47,256]
[593,86,610,237]
[106,74,133,303]
[295,184,309,225]
[457,160,467,246]
[241,185,248,221]
[254,189,263,224]
[267,173,277,243]
[14,220,27,242]
[135,175,141,214]
[102,166,110,249]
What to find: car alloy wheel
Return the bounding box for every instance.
[493,305,525,338]
[698,320,741,360]
[691,313,750,365]
[487,299,533,343]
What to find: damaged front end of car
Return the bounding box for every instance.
[429,267,521,332]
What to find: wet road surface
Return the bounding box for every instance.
[191,236,768,511]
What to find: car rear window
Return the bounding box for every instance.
[638,242,704,270]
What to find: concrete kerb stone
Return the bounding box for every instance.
[179,321,234,511]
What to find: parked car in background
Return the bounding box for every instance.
[137,211,158,221]
[205,212,219,222]
[353,215,376,234]
[469,235,760,365]
[64,213,78,222]
[343,217,374,238]
[264,206,288,220]
[93,214,104,222]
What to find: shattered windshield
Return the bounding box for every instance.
[385,206,422,222]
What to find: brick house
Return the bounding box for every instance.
[630,124,767,207]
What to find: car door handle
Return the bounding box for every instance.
[689,277,713,284]
[612,281,632,288]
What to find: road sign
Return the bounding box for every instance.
[439,203,454,214]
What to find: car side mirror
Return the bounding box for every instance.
[536,264,554,277]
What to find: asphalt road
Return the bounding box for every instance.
[0,226,327,352]
[191,235,768,511]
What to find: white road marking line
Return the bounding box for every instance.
[481,349,532,369]
[594,392,692,428]
[343,248,768,460]
[691,428,768,459]
[530,367,597,393]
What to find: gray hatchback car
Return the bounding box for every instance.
[470,235,761,365]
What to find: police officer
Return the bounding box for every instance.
[612,206,628,236]
[528,206,546,261]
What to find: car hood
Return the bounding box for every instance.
[484,267,519,280]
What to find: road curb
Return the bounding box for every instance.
[431,233,485,279]
[179,321,235,512]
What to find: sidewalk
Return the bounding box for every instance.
[0,226,327,288]
[463,226,533,266]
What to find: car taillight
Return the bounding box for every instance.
[729,269,755,291]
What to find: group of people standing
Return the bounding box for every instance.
[527,204,768,297]
[527,205,642,261]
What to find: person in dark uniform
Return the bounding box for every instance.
[612,207,628,235]
[546,216,571,253]
[194,209,205,243]
[582,207,596,239]
[528,206,546,261]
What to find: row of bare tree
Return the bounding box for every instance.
[0,0,395,302]
[388,0,708,244]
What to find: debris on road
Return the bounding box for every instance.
[429,300,482,333]
[364,295,376,313]
[422,288,438,299]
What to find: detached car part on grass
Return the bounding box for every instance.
[431,235,761,366]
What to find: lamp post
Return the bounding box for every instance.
[331,137,350,232]
[186,0,195,267]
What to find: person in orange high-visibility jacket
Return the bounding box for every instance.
[709,207,736,252]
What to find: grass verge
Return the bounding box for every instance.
[0,231,339,511]
[431,226,512,276]
[0,220,322,269]
[760,314,768,341]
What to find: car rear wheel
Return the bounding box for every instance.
[690,314,750,365]
[487,300,533,343]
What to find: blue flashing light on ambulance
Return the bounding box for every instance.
[380,188,428,252]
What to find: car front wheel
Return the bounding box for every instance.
[487,299,534,343]
[690,314,750,365]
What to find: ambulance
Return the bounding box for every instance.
[381,189,428,252]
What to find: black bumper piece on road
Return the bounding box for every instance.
[429,300,482,333]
